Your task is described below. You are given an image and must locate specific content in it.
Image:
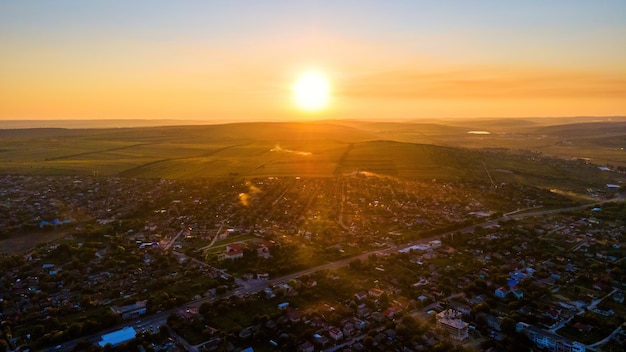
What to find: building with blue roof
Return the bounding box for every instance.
[98,327,137,347]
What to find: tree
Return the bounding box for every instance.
[67,322,84,339]
[199,302,212,317]
[363,336,374,348]
[72,340,98,352]
[349,259,363,271]
[101,311,121,328]
[159,325,169,337]
[500,317,516,335]
[216,285,227,295]
[378,293,390,309]
[81,294,94,308]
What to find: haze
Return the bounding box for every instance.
[1,1,625,122]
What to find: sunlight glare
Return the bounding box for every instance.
[292,71,331,112]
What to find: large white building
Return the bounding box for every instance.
[516,322,585,352]
[98,327,137,347]
[436,309,469,340]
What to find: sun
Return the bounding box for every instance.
[292,71,331,112]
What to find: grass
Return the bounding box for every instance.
[198,234,258,258]
[205,297,282,332]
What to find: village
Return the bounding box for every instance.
[0,175,624,351]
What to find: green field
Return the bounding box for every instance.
[1,120,625,190]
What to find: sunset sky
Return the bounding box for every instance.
[1,1,625,121]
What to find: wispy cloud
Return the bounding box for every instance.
[339,66,626,100]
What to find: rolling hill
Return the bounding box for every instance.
[0,120,624,193]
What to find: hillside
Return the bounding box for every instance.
[1,121,624,195]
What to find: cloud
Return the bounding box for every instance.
[338,66,626,100]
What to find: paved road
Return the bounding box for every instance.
[164,228,184,250]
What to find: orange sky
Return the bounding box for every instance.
[1,1,625,121]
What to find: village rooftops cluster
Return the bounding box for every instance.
[1,174,624,351]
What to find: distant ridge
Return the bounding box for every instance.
[0,119,219,129]
[1,116,624,129]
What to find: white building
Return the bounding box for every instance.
[516,322,585,352]
[436,309,469,340]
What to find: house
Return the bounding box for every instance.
[369,288,384,298]
[384,306,400,318]
[110,301,147,320]
[313,333,330,347]
[342,322,355,337]
[223,243,244,260]
[495,287,509,299]
[436,309,469,340]
[287,310,301,323]
[385,328,396,341]
[540,277,557,287]
[370,311,385,323]
[469,294,487,305]
[357,305,371,318]
[299,341,315,352]
[510,286,524,300]
[544,308,561,320]
[354,291,368,301]
[352,318,366,330]
[448,300,470,315]
[328,327,343,341]
[309,316,324,328]
[485,314,502,331]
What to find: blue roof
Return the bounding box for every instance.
[98,327,136,347]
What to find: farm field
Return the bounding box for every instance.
[0,119,625,190]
